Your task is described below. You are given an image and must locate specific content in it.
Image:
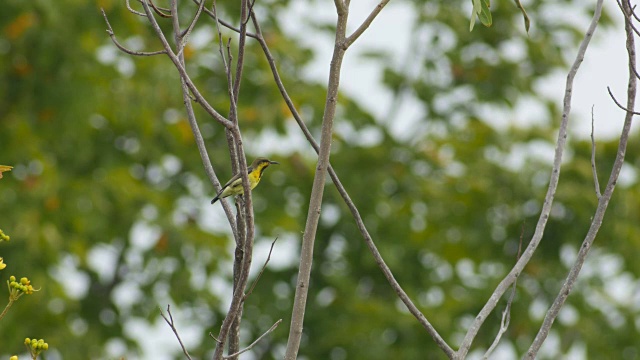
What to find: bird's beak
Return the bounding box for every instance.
[270,161,279,165]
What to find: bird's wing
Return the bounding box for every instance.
[219,165,255,192]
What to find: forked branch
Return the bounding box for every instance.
[455,0,604,357]
[526,0,637,356]
[160,305,193,360]
[247,6,454,359]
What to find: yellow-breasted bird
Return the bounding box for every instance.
[211,157,279,204]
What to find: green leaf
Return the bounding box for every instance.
[479,0,492,27]
[469,0,482,32]
[470,0,491,31]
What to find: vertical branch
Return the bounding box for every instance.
[525,0,636,356]
[248,4,453,358]
[283,4,350,359]
[209,0,255,358]
[455,0,604,356]
[232,0,249,101]
[590,106,602,199]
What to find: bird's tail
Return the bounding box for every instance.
[211,195,220,204]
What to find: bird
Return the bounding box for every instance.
[211,157,279,204]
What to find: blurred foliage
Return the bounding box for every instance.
[0,0,638,359]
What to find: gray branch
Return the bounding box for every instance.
[526,0,635,356]
[590,106,602,199]
[456,0,604,357]
[248,7,454,359]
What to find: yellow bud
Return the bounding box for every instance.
[24,338,31,345]
[9,275,15,282]
[10,356,18,360]
[20,277,29,285]
[0,258,5,270]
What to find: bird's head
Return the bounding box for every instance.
[251,157,279,170]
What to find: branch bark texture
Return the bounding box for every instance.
[283,6,349,359]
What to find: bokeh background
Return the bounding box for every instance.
[1,0,640,359]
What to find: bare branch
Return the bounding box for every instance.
[101,9,167,56]
[211,129,256,360]
[223,319,282,359]
[160,305,193,360]
[483,225,525,360]
[243,0,258,27]
[249,10,455,358]
[212,1,235,102]
[343,0,392,49]
[192,0,260,39]
[135,0,235,129]
[147,0,172,18]
[208,2,256,358]
[617,0,640,37]
[631,3,640,22]
[209,332,222,343]
[179,0,206,42]
[607,85,640,115]
[590,106,602,199]
[167,0,238,237]
[244,237,278,300]
[231,0,250,105]
[526,0,636,356]
[456,0,604,357]
[126,0,147,17]
[283,1,351,357]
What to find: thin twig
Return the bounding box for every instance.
[526,0,637,355]
[160,305,193,360]
[631,3,640,22]
[126,0,147,17]
[192,0,260,39]
[101,9,167,56]
[456,0,604,357]
[231,0,249,105]
[483,224,525,359]
[135,0,235,129]
[242,0,258,26]
[343,0,392,49]
[168,0,238,237]
[590,105,602,199]
[223,319,282,359]
[249,10,455,358]
[147,0,172,18]
[209,332,222,343]
[137,0,170,12]
[244,237,278,300]
[607,86,640,115]
[616,0,640,37]
[179,0,206,41]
